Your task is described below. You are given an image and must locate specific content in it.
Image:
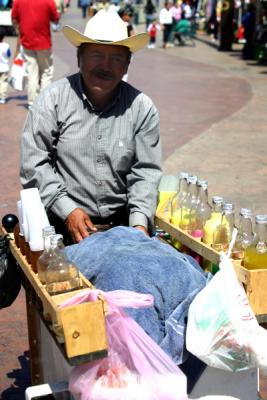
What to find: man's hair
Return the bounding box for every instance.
[77,43,132,64]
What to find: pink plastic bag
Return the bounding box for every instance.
[60,289,188,400]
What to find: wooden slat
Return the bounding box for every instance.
[0,225,108,363]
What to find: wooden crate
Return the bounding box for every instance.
[0,226,108,366]
[155,216,267,320]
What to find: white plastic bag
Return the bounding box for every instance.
[186,229,267,373]
[9,53,26,91]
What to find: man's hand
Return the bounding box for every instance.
[65,208,97,243]
[134,225,150,237]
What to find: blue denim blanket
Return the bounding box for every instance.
[65,226,211,364]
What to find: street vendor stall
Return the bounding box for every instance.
[0,212,265,399]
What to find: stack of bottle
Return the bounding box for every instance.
[12,187,82,295]
[156,171,267,273]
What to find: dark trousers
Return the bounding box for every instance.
[48,207,129,245]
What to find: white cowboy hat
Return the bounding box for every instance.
[63,10,149,53]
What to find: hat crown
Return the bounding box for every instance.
[84,10,128,42]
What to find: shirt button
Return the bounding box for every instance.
[97,135,102,140]
[97,157,101,163]
[98,181,102,186]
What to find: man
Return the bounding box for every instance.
[11,0,59,107]
[20,10,162,243]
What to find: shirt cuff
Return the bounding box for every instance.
[129,212,148,229]
[50,196,78,221]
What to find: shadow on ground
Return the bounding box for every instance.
[1,351,31,400]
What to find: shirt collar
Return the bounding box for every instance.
[77,72,123,114]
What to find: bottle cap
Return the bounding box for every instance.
[42,226,56,237]
[197,179,208,190]
[212,196,224,205]
[50,234,64,246]
[240,208,253,217]
[179,171,188,179]
[187,175,198,184]
[255,215,267,224]
[223,202,234,211]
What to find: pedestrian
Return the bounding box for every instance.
[242,3,256,60]
[147,19,161,48]
[20,10,162,244]
[144,0,156,30]
[118,7,136,82]
[11,0,60,108]
[79,0,90,18]
[0,27,11,104]
[159,1,174,48]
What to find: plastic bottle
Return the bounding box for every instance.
[244,215,267,270]
[232,208,255,260]
[190,180,212,240]
[45,234,81,295]
[212,202,235,253]
[203,196,224,245]
[37,226,56,284]
[170,171,189,226]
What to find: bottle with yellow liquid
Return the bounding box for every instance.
[212,202,235,253]
[232,208,255,261]
[203,196,224,245]
[170,172,189,250]
[180,175,198,232]
[244,215,267,270]
[156,175,180,222]
[190,180,212,240]
[170,172,189,226]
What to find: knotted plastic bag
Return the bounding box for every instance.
[186,229,267,373]
[60,289,188,400]
[9,53,26,91]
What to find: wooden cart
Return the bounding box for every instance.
[2,217,267,399]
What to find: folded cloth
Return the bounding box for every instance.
[65,226,211,364]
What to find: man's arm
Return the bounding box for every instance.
[49,0,60,22]
[127,100,162,235]
[20,103,95,243]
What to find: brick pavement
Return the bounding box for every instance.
[0,4,266,399]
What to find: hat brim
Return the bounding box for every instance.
[63,26,149,53]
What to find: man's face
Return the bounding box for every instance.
[78,43,130,103]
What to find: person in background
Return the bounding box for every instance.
[181,0,192,19]
[144,0,156,30]
[242,2,256,60]
[147,19,161,48]
[0,27,11,104]
[173,11,190,45]
[118,7,135,81]
[11,0,59,108]
[20,10,162,243]
[159,1,174,48]
[79,0,90,18]
[118,7,136,37]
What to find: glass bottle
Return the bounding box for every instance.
[180,175,198,232]
[232,208,255,260]
[190,180,212,240]
[45,234,81,295]
[203,196,224,245]
[212,202,235,253]
[170,171,189,226]
[244,215,267,270]
[37,226,56,284]
[156,175,180,222]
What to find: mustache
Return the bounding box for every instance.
[93,69,114,80]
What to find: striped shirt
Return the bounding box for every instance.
[20,73,162,228]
